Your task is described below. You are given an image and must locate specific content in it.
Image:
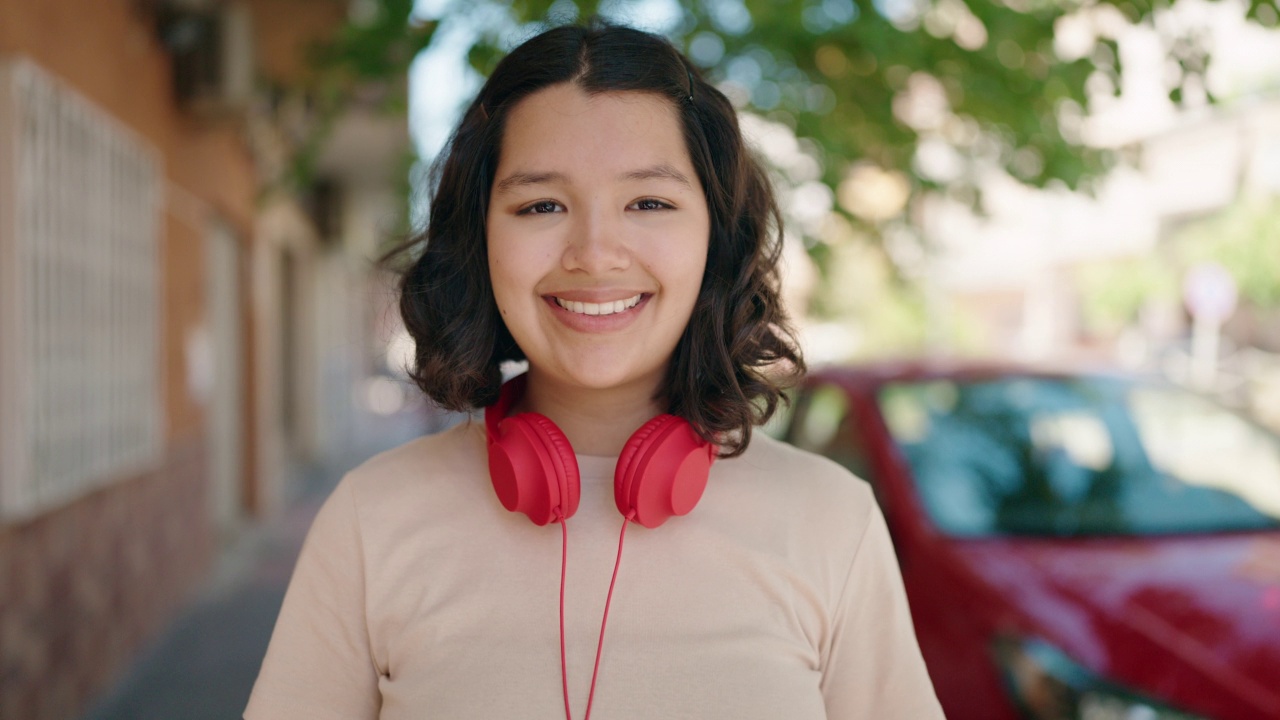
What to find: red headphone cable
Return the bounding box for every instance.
[556,510,635,720]
[583,511,633,720]
[556,510,572,720]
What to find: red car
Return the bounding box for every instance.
[775,361,1280,720]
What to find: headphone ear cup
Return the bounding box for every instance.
[613,415,666,513]
[524,414,581,519]
[488,414,580,525]
[615,415,713,528]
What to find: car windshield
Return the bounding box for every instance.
[878,377,1280,537]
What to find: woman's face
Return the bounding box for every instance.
[487,84,710,397]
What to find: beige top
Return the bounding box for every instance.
[244,421,944,719]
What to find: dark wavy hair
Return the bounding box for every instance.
[385,21,803,457]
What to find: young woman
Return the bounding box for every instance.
[245,22,942,720]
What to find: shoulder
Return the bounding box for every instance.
[337,419,491,518]
[348,418,485,480]
[723,432,876,511]
[706,432,879,548]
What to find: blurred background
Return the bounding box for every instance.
[0,0,1276,718]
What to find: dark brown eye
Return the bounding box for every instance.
[520,200,562,215]
[631,198,671,211]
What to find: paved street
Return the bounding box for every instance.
[81,409,446,720]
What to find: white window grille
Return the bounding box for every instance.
[0,57,163,521]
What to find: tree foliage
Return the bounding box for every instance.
[277,0,438,192]
[399,0,1278,219]
[313,0,438,100]
[308,0,1278,259]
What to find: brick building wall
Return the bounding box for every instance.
[0,0,259,717]
[0,441,211,720]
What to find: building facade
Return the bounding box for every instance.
[0,1,407,717]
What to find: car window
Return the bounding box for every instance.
[878,377,1280,537]
[787,384,872,480]
[1129,388,1280,520]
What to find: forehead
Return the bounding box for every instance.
[495,84,694,181]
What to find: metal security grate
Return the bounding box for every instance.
[0,58,163,521]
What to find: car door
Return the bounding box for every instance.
[786,379,1010,719]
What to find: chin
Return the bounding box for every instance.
[568,367,658,392]
[541,356,666,395]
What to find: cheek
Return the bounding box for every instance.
[488,236,550,324]
[677,233,711,300]
[488,258,520,317]
[489,222,561,289]
[487,243,517,315]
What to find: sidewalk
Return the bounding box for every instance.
[81,409,445,720]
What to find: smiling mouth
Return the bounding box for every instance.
[552,293,644,316]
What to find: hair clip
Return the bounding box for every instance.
[686,66,695,103]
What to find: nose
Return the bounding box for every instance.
[562,205,630,274]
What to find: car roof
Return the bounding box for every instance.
[803,357,1148,391]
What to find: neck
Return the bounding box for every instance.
[517,369,666,456]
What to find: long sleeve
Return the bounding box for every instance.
[244,477,381,720]
[821,504,945,719]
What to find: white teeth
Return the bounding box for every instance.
[555,294,642,316]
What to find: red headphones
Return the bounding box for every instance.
[484,374,716,528]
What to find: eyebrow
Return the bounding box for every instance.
[493,164,693,194]
[620,163,693,189]
[494,171,567,194]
